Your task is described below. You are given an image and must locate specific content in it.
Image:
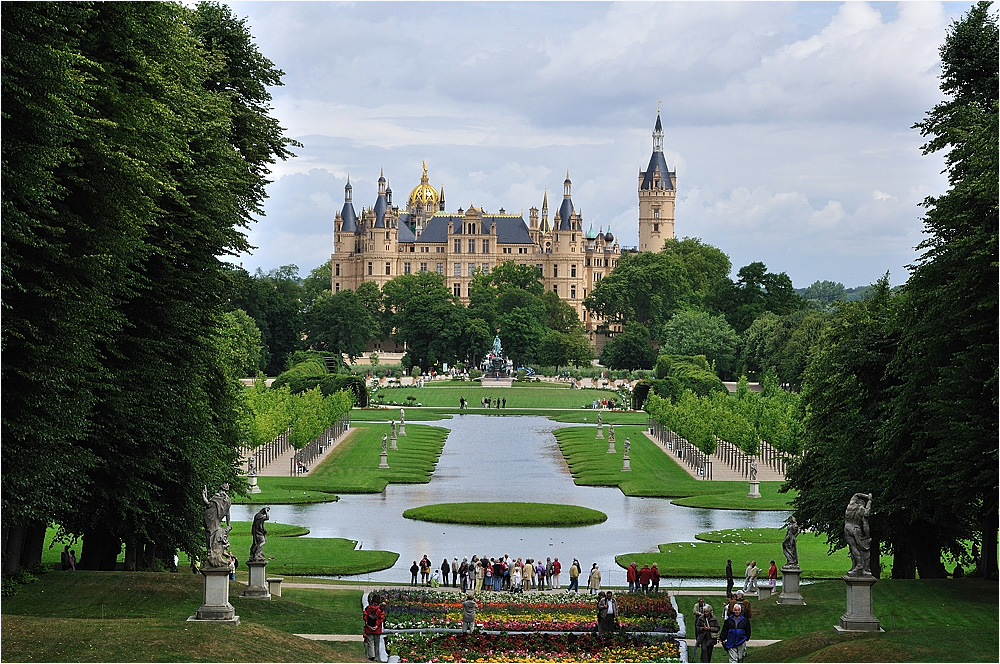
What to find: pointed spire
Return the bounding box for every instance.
[652,111,664,153]
[439,184,446,211]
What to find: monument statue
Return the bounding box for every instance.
[749,460,758,481]
[202,483,233,569]
[844,492,874,576]
[392,420,396,436]
[623,437,630,456]
[492,335,503,357]
[381,434,388,454]
[608,423,615,442]
[400,408,405,423]
[249,506,270,562]
[247,457,257,477]
[597,412,602,426]
[782,516,799,567]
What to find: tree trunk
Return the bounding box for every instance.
[891,539,916,579]
[124,538,137,572]
[143,541,157,571]
[80,531,122,571]
[915,542,946,579]
[19,520,46,569]
[977,502,998,580]
[2,522,27,575]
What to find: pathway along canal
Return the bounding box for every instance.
[232,415,789,586]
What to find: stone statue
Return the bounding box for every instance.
[249,506,270,562]
[845,492,874,576]
[608,423,615,442]
[492,335,503,357]
[381,434,388,454]
[247,457,257,477]
[623,437,630,456]
[391,420,396,435]
[782,516,799,567]
[597,412,602,426]
[202,483,233,569]
[400,408,405,423]
[749,460,758,481]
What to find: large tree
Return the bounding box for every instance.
[302,288,377,361]
[889,1,998,578]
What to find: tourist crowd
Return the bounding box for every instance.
[408,554,613,593]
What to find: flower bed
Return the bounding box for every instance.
[385,632,682,663]
[380,589,679,633]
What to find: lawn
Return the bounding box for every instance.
[0,571,366,662]
[555,426,794,509]
[616,528,850,579]
[369,384,622,410]
[235,422,450,502]
[401,502,608,527]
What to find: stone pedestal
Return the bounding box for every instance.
[379,451,389,469]
[390,432,398,450]
[266,577,283,597]
[596,425,604,439]
[247,475,261,494]
[777,565,805,605]
[607,439,616,454]
[188,568,239,624]
[836,574,882,632]
[621,456,631,472]
[240,560,271,599]
[399,422,405,436]
[747,481,761,498]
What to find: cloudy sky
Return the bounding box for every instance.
[228,0,974,289]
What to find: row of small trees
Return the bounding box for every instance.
[242,380,353,450]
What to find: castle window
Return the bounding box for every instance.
[404,262,411,275]
[571,285,576,299]
[453,283,461,298]
[536,264,543,273]
[386,231,390,240]
[482,263,490,275]
[385,262,391,276]
[653,209,659,219]
[553,265,558,278]
[420,262,428,272]
[468,263,475,276]
[454,239,461,253]
[468,240,476,253]
[436,262,444,275]
[585,258,590,266]
[571,264,577,278]
[553,284,558,295]
[571,234,575,242]
[653,223,659,232]
[503,247,511,254]
[335,263,341,276]
[454,263,461,276]
[437,246,444,253]
[367,262,373,276]
[482,240,490,253]
[335,282,340,293]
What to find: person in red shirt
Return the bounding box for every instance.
[639,564,652,594]
[651,563,661,593]
[627,562,638,593]
[362,593,386,661]
[768,560,778,592]
[552,557,562,589]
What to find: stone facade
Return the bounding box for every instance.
[331,113,676,343]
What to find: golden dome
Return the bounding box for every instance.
[407,161,439,209]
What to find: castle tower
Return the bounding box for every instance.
[638,110,676,252]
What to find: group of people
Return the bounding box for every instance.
[724,558,778,596]
[60,545,77,571]
[693,594,752,663]
[623,561,661,593]
[410,554,595,593]
[476,396,506,409]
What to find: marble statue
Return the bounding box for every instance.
[782,516,799,567]
[845,492,874,576]
[492,335,503,357]
[608,423,615,442]
[597,412,602,426]
[381,434,388,454]
[623,437,630,456]
[249,506,270,562]
[247,457,257,477]
[749,460,758,481]
[202,483,233,569]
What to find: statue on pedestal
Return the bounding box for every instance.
[381,434,388,454]
[845,493,874,576]
[782,516,799,568]
[749,460,758,481]
[623,437,630,456]
[249,507,270,562]
[247,457,257,477]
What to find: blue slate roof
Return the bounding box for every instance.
[397,217,416,242]
[413,214,534,244]
[374,192,387,228]
[340,201,358,232]
[558,197,573,230]
[640,150,673,191]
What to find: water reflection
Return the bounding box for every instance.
[232,415,788,583]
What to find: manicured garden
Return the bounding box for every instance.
[555,426,795,508]
[402,502,607,527]
[369,385,624,410]
[616,527,849,579]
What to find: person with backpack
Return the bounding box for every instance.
[362,593,386,661]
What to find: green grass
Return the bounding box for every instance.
[0,571,367,662]
[235,423,449,503]
[351,408,453,421]
[401,502,607,527]
[555,425,794,509]
[370,385,621,409]
[617,528,849,578]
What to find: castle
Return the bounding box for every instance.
[331,112,676,343]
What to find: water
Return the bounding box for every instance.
[232,415,788,584]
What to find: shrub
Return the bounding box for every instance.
[469,368,483,380]
[271,359,328,393]
[318,374,369,407]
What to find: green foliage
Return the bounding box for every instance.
[301,288,377,361]
[600,323,657,370]
[799,279,847,308]
[271,359,328,393]
[652,354,726,398]
[659,309,741,379]
[741,309,829,390]
[225,264,303,376]
[402,502,608,527]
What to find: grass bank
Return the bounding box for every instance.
[617,528,849,579]
[401,502,607,527]
[555,426,794,509]
[0,571,365,662]
[371,385,621,409]
[235,423,449,503]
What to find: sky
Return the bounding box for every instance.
[227,0,975,289]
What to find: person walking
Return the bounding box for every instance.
[461,592,478,632]
[588,563,601,594]
[639,564,652,594]
[768,560,778,592]
[748,561,759,593]
[419,555,431,586]
[409,561,419,586]
[725,559,734,597]
[693,597,708,624]
[475,557,485,593]
[742,560,752,592]
[651,563,661,593]
[536,559,547,591]
[602,590,618,633]
[596,591,608,634]
[696,604,721,663]
[720,602,751,663]
[452,557,460,587]
[552,557,562,589]
[362,593,386,661]
[626,561,638,593]
[567,559,581,592]
[441,558,451,588]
